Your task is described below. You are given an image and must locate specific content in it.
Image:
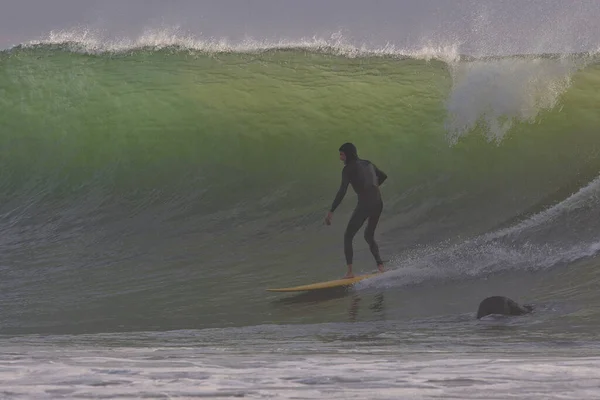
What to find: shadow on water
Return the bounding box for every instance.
[269,287,352,305]
[270,288,387,321]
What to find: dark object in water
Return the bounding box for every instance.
[477,296,533,319]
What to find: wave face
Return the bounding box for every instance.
[2,38,600,334]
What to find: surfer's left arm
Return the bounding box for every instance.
[375,165,387,186]
[326,167,350,225]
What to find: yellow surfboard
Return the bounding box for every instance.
[266,273,380,292]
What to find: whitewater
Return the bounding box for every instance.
[2,25,600,398]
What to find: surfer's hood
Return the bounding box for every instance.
[339,142,358,164]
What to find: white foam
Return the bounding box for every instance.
[444,56,587,143]
[365,230,600,292]
[1,342,598,399]
[490,175,600,240]
[20,26,460,63]
[360,170,600,291]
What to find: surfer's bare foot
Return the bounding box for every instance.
[344,265,354,279]
[377,264,385,273]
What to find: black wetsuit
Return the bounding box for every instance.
[330,158,387,266]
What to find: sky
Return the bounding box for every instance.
[1,0,599,55]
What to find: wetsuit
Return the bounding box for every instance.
[330,158,387,266]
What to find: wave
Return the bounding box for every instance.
[2,36,600,334]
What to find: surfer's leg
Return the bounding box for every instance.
[364,201,384,271]
[344,207,368,278]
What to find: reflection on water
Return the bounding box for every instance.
[271,288,387,322]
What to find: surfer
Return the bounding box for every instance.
[325,143,387,278]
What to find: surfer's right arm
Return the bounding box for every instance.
[330,167,350,213]
[325,167,350,225]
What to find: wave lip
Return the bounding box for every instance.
[17,27,461,62]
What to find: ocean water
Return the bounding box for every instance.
[2,28,600,399]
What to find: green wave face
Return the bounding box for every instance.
[2,43,600,334]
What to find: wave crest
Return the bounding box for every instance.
[19,27,461,63]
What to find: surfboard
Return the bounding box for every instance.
[266,273,380,292]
